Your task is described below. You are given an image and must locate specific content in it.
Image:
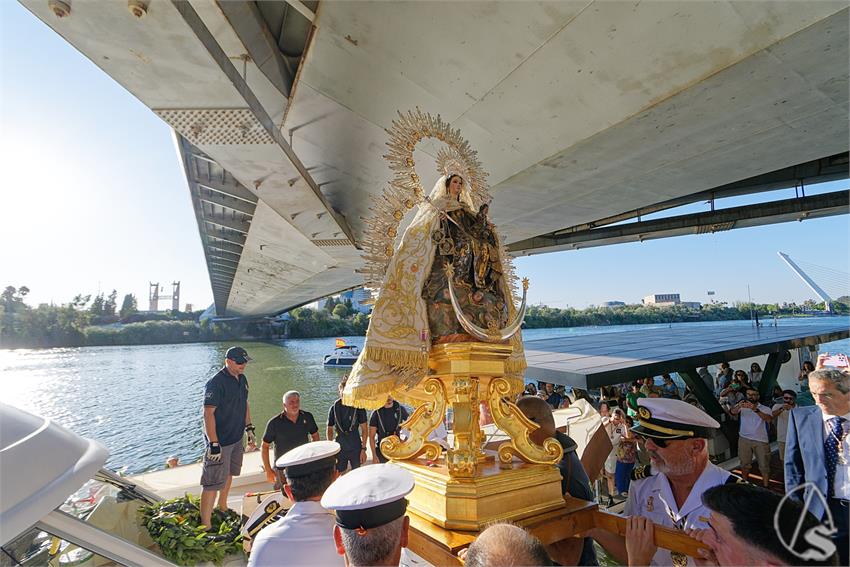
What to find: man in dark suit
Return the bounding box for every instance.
[785,367,850,565]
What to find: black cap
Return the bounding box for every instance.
[225,346,251,364]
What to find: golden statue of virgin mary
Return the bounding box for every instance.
[343,110,527,409]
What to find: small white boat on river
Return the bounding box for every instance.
[323,339,360,367]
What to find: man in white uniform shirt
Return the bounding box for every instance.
[730,386,772,488]
[590,398,739,566]
[248,441,344,567]
[785,367,850,566]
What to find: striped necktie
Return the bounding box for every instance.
[825,416,846,498]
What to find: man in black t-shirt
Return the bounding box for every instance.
[368,395,409,463]
[200,346,256,528]
[261,390,319,486]
[326,376,368,473]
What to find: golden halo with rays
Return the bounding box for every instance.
[358,108,494,291]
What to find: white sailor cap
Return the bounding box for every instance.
[275,441,340,477]
[321,463,414,531]
[632,398,720,440]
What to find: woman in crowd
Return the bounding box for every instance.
[600,385,621,410]
[749,362,763,388]
[660,374,679,399]
[734,369,751,390]
[798,360,815,392]
[614,415,638,496]
[722,372,745,394]
[524,383,537,397]
[719,376,745,420]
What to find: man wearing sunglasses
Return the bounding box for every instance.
[590,398,738,566]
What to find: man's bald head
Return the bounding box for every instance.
[517,396,556,445]
[465,523,551,567]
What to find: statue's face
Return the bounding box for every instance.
[448,175,463,198]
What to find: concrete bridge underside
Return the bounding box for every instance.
[20,1,849,316]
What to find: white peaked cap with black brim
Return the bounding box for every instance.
[321,463,415,531]
[632,397,720,440]
[275,440,340,477]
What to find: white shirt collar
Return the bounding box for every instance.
[289,500,333,516]
[820,409,850,422]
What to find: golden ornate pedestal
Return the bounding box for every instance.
[379,342,565,530]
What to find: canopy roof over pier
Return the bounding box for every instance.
[524,321,849,389]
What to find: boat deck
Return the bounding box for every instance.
[131,450,272,509]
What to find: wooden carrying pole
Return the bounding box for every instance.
[407,496,708,566]
[587,506,709,556]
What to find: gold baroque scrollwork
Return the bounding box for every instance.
[445,376,484,478]
[379,378,446,462]
[488,377,563,466]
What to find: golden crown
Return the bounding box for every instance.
[436,147,470,184]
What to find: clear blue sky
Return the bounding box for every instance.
[2,3,848,311]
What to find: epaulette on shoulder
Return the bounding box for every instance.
[724,473,746,484]
[631,464,652,481]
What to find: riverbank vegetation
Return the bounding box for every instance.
[0,285,248,348]
[2,284,846,348]
[524,299,848,328]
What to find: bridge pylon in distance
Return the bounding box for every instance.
[148,281,181,312]
[149,282,159,312]
[777,252,835,312]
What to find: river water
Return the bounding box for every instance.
[2,318,847,474]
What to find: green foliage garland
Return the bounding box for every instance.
[139,494,243,565]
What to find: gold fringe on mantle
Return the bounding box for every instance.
[343,378,402,410]
[360,344,429,370]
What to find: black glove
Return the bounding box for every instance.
[245,424,256,446]
[207,442,222,462]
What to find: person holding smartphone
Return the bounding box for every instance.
[731,387,772,487]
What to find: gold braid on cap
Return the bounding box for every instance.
[358,108,520,300]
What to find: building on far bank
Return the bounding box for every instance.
[314,288,373,314]
[643,293,681,306]
[339,289,372,314]
[642,293,702,309]
[601,301,626,307]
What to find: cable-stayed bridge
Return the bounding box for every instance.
[778,252,850,312]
